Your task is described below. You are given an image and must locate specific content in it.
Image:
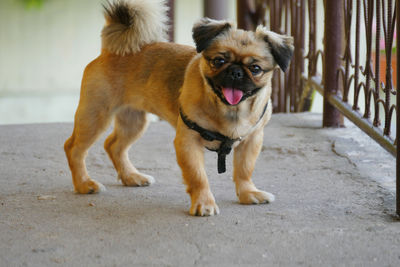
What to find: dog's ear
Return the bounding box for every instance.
[192,18,234,53]
[256,26,294,72]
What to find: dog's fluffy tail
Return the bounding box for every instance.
[101,0,169,55]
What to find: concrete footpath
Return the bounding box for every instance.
[0,113,399,266]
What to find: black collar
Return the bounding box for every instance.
[179,100,269,174]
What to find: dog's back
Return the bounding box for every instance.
[90,43,196,125]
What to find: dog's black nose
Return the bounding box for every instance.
[229,65,244,80]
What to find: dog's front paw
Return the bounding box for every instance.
[190,191,220,216]
[75,179,106,194]
[238,190,275,204]
[119,172,155,187]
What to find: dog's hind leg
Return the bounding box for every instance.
[64,99,113,194]
[104,107,154,186]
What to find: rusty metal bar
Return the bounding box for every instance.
[296,0,305,111]
[362,0,373,119]
[269,0,283,112]
[342,0,352,104]
[204,0,228,20]
[237,0,253,30]
[237,0,267,30]
[353,0,361,111]
[307,0,316,77]
[297,0,317,112]
[309,75,396,156]
[283,0,290,112]
[289,0,296,112]
[396,0,399,216]
[323,0,344,127]
[373,0,381,127]
[383,0,396,136]
[236,0,270,29]
[167,0,174,42]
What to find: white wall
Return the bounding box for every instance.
[0,0,236,124]
[174,0,236,46]
[0,0,236,95]
[0,0,103,94]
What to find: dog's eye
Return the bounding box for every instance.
[249,64,262,75]
[212,57,226,68]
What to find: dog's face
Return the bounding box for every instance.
[192,18,294,106]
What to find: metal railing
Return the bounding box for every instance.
[237,0,399,215]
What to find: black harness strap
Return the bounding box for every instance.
[179,110,239,173]
[179,100,269,174]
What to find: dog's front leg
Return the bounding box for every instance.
[233,128,275,204]
[174,122,219,216]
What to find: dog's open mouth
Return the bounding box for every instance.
[221,88,243,105]
[206,77,260,106]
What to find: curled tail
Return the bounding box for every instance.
[101,0,169,55]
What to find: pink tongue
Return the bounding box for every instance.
[222,88,243,105]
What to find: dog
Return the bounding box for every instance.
[64,0,294,216]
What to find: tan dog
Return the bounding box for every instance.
[64,0,294,216]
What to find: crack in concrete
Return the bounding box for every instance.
[330,141,398,216]
[330,141,357,167]
[192,242,202,265]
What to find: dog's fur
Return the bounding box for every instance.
[64,0,294,216]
